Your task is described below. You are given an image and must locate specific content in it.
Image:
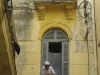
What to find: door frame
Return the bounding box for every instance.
[41,30,70,75]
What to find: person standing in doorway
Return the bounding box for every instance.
[42,61,56,75]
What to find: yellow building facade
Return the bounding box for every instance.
[1,0,100,75]
[12,0,97,75]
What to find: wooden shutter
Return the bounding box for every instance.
[42,42,48,66]
[62,42,69,75]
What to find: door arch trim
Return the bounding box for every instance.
[38,21,73,40]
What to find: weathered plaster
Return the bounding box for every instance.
[12,0,95,75]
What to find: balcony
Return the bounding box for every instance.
[33,0,77,3]
[33,0,77,8]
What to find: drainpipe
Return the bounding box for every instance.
[91,0,98,75]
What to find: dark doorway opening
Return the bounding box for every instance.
[49,42,62,53]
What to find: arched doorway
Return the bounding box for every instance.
[42,30,69,75]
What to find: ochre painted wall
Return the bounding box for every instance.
[13,0,95,75]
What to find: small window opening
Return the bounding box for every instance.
[49,42,62,53]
